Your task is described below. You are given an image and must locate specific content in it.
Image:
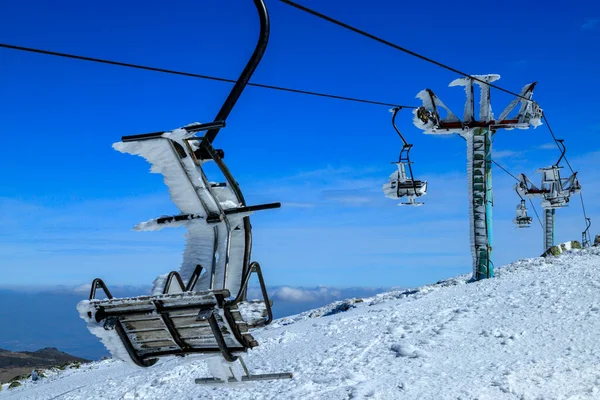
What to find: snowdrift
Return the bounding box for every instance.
[3,247,600,399]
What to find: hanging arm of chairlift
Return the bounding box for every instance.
[554,139,566,167]
[195,0,270,160]
[391,107,410,149]
[515,186,525,201]
[192,0,270,301]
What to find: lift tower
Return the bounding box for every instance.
[516,140,581,252]
[413,75,542,280]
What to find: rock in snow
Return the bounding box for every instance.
[3,247,600,399]
[541,240,582,257]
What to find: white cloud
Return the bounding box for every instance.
[282,202,316,208]
[72,284,92,294]
[2,284,387,307]
[288,165,384,181]
[493,150,522,159]
[581,19,599,30]
[273,287,328,302]
[268,286,382,303]
[537,142,558,150]
[0,284,152,297]
[321,190,374,206]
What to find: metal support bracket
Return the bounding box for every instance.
[89,278,114,300]
[231,261,273,326]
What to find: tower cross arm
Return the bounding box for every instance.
[412,76,543,134]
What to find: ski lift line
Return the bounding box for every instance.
[462,136,524,184]
[529,198,544,230]
[280,0,588,245]
[280,0,536,103]
[282,0,591,190]
[580,192,588,219]
[491,160,520,182]
[541,114,576,174]
[0,42,409,108]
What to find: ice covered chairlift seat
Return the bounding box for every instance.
[513,187,532,228]
[514,200,532,228]
[77,0,291,384]
[582,218,592,248]
[78,121,291,383]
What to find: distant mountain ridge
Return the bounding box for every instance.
[0,347,89,383]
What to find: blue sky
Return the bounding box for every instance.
[1,0,599,290]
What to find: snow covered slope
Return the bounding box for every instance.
[3,248,600,399]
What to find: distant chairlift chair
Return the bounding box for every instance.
[582,218,592,248]
[77,0,292,384]
[513,189,532,228]
[383,107,427,206]
[514,200,533,228]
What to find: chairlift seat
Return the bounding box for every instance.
[513,200,532,228]
[77,0,293,384]
[393,179,427,192]
[514,216,532,228]
[79,262,291,382]
[80,288,254,367]
[384,178,427,199]
[79,260,273,364]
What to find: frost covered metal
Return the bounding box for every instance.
[514,200,533,228]
[77,0,292,384]
[78,123,285,374]
[582,218,592,248]
[413,75,542,280]
[383,107,427,206]
[112,126,278,297]
[516,140,581,252]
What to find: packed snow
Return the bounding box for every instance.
[3,248,600,399]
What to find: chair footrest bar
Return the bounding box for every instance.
[195,372,293,384]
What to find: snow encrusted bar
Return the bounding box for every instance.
[76,291,249,366]
[77,300,140,365]
[113,127,248,296]
[463,128,493,279]
[466,127,494,279]
[544,208,555,251]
